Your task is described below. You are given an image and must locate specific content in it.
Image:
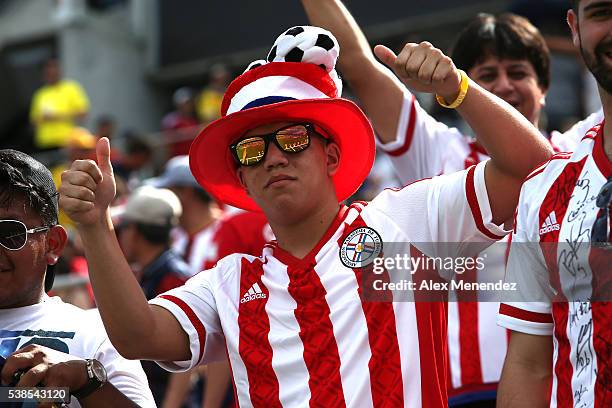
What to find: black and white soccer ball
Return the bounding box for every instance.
[245,59,267,72]
[266,26,339,73]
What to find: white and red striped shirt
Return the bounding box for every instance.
[377,92,603,404]
[172,221,222,277]
[202,211,272,270]
[150,161,507,407]
[498,123,611,408]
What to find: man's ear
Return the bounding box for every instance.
[46,225,68,265]
[236,168,250,195]
[325,141,341,177]
[567,9,580,48]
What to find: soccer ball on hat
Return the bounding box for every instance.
[245,59,267,72]
[266,26,339,73]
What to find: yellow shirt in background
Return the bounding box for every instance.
[196,88,223,123]
[30,80,90,149]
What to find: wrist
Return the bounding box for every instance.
[68,360,89,392]
[72,359,107,400]
[76,212,114,234]
[438,70,462,102]
[436,70,469,109]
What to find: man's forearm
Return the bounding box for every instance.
[202,362,232,408]
[455,80,553,180]
[497,361,552,407]
[302,0,372,77]
[301,0,405,143]
[498,332,553,407]
[77,214,157,358]
[161,371,192,408]
[79,382,141,408]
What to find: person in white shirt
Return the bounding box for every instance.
[0,149,155,408]
[59,26,552,407]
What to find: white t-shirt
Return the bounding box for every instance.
[498,122,610,408]
[0,296,155,408]
[150,161,509,408]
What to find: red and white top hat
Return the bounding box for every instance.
[189,26,375,211]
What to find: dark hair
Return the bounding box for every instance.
[96,114,115,127]
[193,187,212,204]
[570,0,579,12]
[134,223,172,246]
[0,150,58,226]
[41,56,59,70]
[451,13,550,90]
[124,133,153,156]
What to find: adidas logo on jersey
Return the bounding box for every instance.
[240,282,267,303]
[540,211,561,235]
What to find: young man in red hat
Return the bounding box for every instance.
[60,26,552,407]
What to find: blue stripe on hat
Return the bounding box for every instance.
[241,96,296,111]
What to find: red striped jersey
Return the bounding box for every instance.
[171,220,222,277]
[150,161,507,407]
[203,211,273,270]
[498,123,611,408]
[377,92,603,404]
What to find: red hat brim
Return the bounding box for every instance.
[189,98,375,212]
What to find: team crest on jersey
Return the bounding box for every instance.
[339,227,382,268]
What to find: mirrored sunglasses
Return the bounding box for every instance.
[0,219,51,251]
[230,123,324,167]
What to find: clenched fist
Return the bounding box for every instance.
[59,137,116,228]
[374,41,463,103]
[1,345,89,407]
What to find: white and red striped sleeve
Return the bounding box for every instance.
[550,109,603,152]
[370,160,509,255]
[376,91,468,184]
[497,181,554,336]
[149,267,226,372]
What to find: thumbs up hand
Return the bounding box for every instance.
[59,137,117,227]
[374,42,463,104]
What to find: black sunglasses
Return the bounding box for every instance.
[230,123,326,166]
[0,219,52,251]
[591,177,612,246]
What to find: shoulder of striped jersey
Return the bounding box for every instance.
[525,121,601,183]
[523,151,574,184]
[212,251,267,278]
[580,123,602,141]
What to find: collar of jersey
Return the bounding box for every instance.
[592,121,611,178]
[270,204,349,268]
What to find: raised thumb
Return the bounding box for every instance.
[374,45,397,68]
[96,137,113,175]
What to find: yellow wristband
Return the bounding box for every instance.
[436,70,469,109]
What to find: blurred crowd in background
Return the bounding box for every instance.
[0,0,603,407]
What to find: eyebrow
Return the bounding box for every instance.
[474,66,498,73]
[1,215,23,221]
[584,1,612,12]
[474,62,529,72]
[506,63,530,70]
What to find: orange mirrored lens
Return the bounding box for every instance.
[276,125,309,153]
[236,137,266,165]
